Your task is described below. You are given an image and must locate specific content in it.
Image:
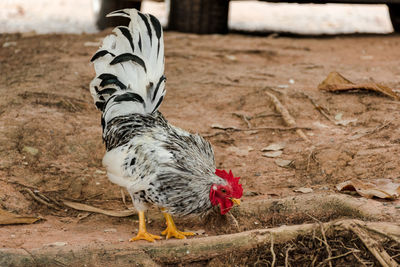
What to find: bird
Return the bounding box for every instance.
[89,9,243,242]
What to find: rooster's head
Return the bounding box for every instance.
[209,169,243,215]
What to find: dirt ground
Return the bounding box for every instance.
[0,30,400,265]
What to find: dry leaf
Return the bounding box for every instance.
[226,146,252,157]
[261,143,285,151]
[294,187,313,194]
[63,200,136,217]
[262,151,282,158]
[0,209,40,225]
[318,71,400,100]
[336,179,400,200]
[275,159,292,167]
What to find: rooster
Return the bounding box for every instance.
[89,9,243,242]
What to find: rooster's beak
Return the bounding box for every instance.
[231,198,241,206]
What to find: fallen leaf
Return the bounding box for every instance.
[262,151,283,158]
[275,159,292,167]
[0,209,40,225]
[294,187,313,194]
[62,200,135,217]
[336,179,400,200]
[227,146,252,157]
[318,71,400,100]
[261,143,285,151]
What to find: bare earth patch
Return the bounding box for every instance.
[0,31,399,265]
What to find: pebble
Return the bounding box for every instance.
[22,146,39,156]
[45,242,67,247]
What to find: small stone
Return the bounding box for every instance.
[289,79,295,84]
[22,146,39,156]
[335,113,343,121]
[104,228,117,233]
[262,151,282,158]
[45,242,67,247]
[119,239,124,242]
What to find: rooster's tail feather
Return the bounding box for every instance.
[89,9,165,127]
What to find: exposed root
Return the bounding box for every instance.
[271,234,276,267]
[2,219,398,266]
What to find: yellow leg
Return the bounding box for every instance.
[129,211,161,242]
[161,213,194,239]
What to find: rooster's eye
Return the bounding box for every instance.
[220,188,226,193]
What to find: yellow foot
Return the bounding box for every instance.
[129,231,161,242]
[161,212,194,239]
[161,227,195,239]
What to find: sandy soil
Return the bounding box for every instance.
[0,30,399,262]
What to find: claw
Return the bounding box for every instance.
[130,211,160,242]
[162,213,194,239]
[130,231,161,242]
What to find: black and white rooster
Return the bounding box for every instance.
[89,9,243,242]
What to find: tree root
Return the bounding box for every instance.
[1,219,398,266]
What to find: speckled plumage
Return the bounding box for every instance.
[102,111,227,216]
[89,9,231,217]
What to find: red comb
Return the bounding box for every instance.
[215,169,243,198]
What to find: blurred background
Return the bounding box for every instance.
[0,0,394,35]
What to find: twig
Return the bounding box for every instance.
[228,212,240,231]
[302,93,335,124]
[351,250,368,267]
[22,188,61,210]
[285,245,293,267]
[319,222,333,267]
[321,250,354,263]
[265,91,311,143]
[21,247,39,267]
[211,125,311,131]
[232,113,252,128]
[270,234,276,267]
